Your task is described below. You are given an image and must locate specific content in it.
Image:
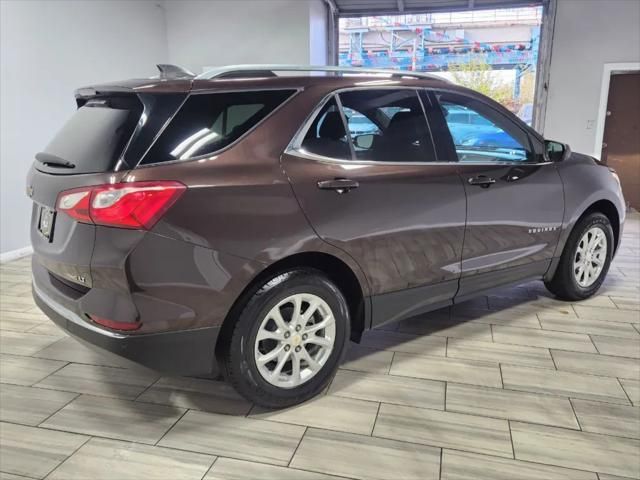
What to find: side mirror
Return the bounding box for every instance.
[354,134,374,150]
[545,140,566,162]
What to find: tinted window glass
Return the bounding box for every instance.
[447,112,469,124]
[436,92,533,163]
[143,90,294,164]
[300,97,351,159]
[40,96,142,174]
[343,107,381,138]
[338,89,436,162]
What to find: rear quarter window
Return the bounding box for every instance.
[141,89,296,165]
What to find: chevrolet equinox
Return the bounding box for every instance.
[29,64,625,407]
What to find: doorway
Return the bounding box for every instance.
[601,72,640,210]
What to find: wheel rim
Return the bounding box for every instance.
[254,293,336,389]
[573,226,607,288]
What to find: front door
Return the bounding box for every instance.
[427,90,564,299]
[283,88,466,326]
[601,72,640,210]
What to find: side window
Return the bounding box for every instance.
[300,97,351,159]
[142,90,295,164]
[338,89,436,162]
[435,92,533,163]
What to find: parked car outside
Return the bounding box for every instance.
[28,65,625,407]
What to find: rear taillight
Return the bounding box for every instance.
[56,181,186,230]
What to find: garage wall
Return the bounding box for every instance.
[1,0,331,256]
[0,0,167,256]
[543,0,640,156]
[164,0,328,74]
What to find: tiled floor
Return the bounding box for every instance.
[1,212,639,480]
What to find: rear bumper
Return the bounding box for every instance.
[33,280,220,377]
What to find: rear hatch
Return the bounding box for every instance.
[28,82,189,293]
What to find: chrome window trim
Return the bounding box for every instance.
[285,146,552,168]
[286,85,551,168]
[289,92,335,151]
[333,93,357,160]
[135,87,303,169]
[114,95,150,172]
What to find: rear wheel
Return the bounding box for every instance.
[545,212,613,300]
[223,269,349,408]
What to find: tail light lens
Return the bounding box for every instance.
[57,181,186,230]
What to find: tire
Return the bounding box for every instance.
[222,269,350,408]
[545,212,614,301]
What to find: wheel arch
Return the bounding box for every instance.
[215,251,369,363]
[577,199,621,252]
[546,198,621,283]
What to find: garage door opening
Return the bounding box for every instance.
[338,7,543,125]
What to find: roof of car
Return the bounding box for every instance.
[75,64,453,97]
[73,64,544,147]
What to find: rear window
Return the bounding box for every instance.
[40,96,142,174]
[141,89,296,165]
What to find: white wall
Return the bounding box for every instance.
[1,0,330,255]
[309,0,329,64]
[543,0,640,156]
[0,0,168,255]
[164,0,327,74]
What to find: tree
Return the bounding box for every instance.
[448,57,513,106]
[518,70,536,105]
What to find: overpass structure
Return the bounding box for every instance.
[339,8,542,97]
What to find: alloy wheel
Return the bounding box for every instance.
[254,293,336,389]
[573,226,607,287]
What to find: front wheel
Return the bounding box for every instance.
[545,212,614,301]
[223,269,349,408]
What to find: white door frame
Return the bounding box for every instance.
[593,62,640,159]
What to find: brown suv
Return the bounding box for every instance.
[29,65,625,407]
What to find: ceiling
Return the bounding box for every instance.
[330,0,545,16]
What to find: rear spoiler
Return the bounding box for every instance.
[74,65,195,105]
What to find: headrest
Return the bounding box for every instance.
[388,111,418,129]
[386,111,422,141]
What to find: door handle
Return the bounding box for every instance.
[317,178,359,194]
[468,175,496,188]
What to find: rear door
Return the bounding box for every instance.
[283,88,466,326]
[427,89,564,299]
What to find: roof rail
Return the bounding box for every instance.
[196,64,450,82]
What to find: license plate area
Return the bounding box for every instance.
[38,206,56,241]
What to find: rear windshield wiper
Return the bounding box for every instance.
[35,152,75,169]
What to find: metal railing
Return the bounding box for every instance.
[340,7,542,29]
